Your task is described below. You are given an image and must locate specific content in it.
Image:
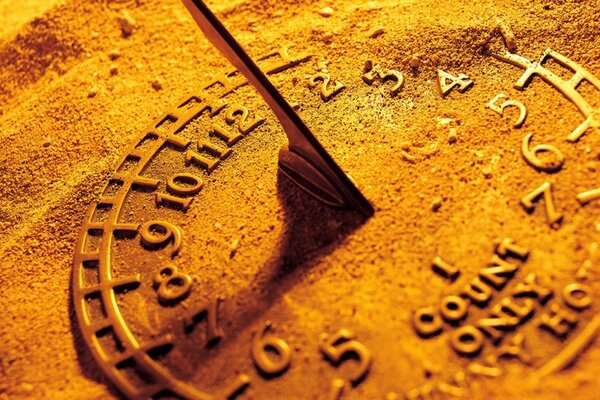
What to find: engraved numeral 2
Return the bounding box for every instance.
[309,72,345,101]
[225,104,265,134]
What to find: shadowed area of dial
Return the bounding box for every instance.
[117,170,368,395]
[181,0,375,218]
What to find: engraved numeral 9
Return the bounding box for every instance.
[140,220,182,257]
[251,322,292,376]
[153,264,192,305]
[320,329,372,385]
[521,133,564,173]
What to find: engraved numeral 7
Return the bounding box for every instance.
[520,182,563,227]
[183,298,224,346]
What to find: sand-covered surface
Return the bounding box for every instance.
[1,0,599,399]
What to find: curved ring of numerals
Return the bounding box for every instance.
[73,35,600,399]
[72,46,315,400]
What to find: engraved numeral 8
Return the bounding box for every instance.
[153,265,192,305]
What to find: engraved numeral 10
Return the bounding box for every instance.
[155,172,204,211]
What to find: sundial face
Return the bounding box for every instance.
[70,1,600,399]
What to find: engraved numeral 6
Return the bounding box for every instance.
[251,322,292,376]
[153,264,192,305]
[140,220,182,257]
[521,133,564,173]
[320,329,372,385]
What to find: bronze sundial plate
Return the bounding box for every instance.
[1,0,599,399]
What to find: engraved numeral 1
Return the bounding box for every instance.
[520,182,563,227]
[155,172,204,211]
[185,140,232,173]
[210,124,243,146]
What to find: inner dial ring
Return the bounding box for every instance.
[72,5,600,400]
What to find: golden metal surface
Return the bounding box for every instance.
[1,1,599,399]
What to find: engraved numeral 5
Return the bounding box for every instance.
[320,329,372,385]
[487,94,527,128]
[309,72,345,101]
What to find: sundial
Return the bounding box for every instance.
[62,0,600,399]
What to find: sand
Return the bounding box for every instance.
[1,0,599,399]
